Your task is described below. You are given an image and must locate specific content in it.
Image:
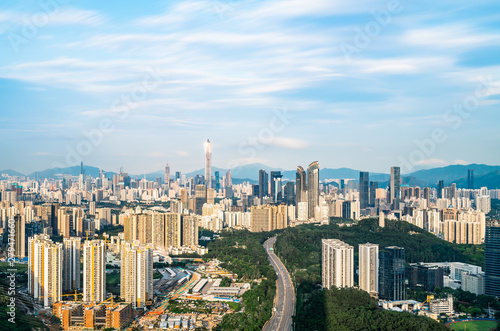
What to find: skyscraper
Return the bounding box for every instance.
[83,240,106,303]
[165,163,170,186]
[390,166,401,208]
[258,170,269,201]
[467,169,474,190]
[28,235,62,308]
[307,161,320,219]
[63,237,81,291]
[359,243,379,296]
[283,182,295,205]
[270,171,283,203]
[182,215,199,249]
[121,242,153,309]
[485,220,500,297]
[296,166,307,204]
[437,180,444,199]
[369,181,378,207]
[322,239,354,289]
[165,213,182,248]
[379,246,405,301]
[359,172,369,209]
[205,139,212,189]
[214,171,220,191]
[13,214,25,258]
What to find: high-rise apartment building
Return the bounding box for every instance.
[28,235,62,308]
[250,205,288,232]
[205,139,212,189]
[359,243,379,296]
[322,239,354,289]
[120,242,153,309]
[485,220,500,297]
[359,172,369,210]
[307,161,320,219]
[182,215,199,249]
[165,213,182,248]
[379,246,405,301]
[14,214,25,258]
[63,237,81,291]
[83,240,106,303]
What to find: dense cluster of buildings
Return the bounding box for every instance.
[0,140,499,330]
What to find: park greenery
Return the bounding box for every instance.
[295,287,447,331]
[204,229,277,331]
[273,218,487,330]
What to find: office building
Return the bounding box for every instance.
[83,240,106,303]
[359,243,379,296]
[270,171,283,203]
[485,220,500,297]
[205,139,212,189]
[467,169,474,190]
[165,163,170,186]
[296,166,307,204]
[407,263,443,292]
[437,180,444,199]
[369,181,378,207]
[390,167,401,207]
[359,172,369,209]
[307,161,320,219]
[28,235,62,308]
[258,170,269,201]
[120,242,153,309]
[322,239,354,289]
[63,237,81,291]
[379,246,405,301]
[283,182,295,205]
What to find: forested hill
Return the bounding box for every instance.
[276,218,483,283]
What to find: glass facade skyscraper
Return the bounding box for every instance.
[485,221,500,297]
[379,246,405,301]
[359,172,369,209]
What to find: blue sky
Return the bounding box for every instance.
[1,0,500,175]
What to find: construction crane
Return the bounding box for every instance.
[39,290,82,301]
[98,295,114,306]
[421,295,434,306]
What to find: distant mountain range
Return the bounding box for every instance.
[2,163,500,189]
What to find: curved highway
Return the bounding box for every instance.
[263,236,295,331]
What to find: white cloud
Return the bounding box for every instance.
[268,137,308,149]
[176,151,190,157]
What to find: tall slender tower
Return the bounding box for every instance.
[307,161,320,219]
[205,139,212,188]
[359,172,369,210]
[83,240,106,303]
[390,166,401,208]
[165,163,170,186]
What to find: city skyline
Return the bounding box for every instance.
[1,1,500,174]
